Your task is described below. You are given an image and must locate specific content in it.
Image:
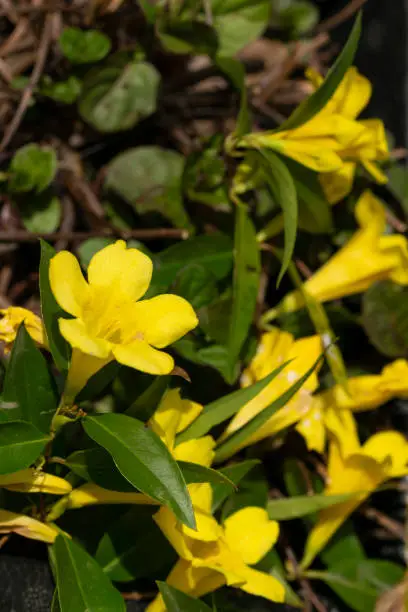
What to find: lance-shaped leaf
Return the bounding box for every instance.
[158,583,213,612]
[0,421,49,474]
[83,414,195,529]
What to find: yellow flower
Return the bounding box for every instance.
[301,431,408,569]
[297,359,408,456]
[0,509,59,543]
[278,190,408,314]
[0,307,47,353]
[63,389,214,511]
[218,327,321,455]
[0,468,72,495]
[147,483,284,611]
[239,68,388,204]
[49,241,198,401]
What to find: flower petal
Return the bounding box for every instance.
[124,295,198,348]
[50,251,89,317]
[238,566,285,603]
[113,340,174,375]
[174,436,215,468]
[59,318,111,358]
[223,507,279,565]
[87,240,153,302]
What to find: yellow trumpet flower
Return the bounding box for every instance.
[301,431,408,569]
[49,241,198,402]
[239,68,388,203]
[278,190,408,314]
[218,327,322,454]
[147,483,284,611]
[297,359,408,456]
[0,307,47,353]
[0,509,59,543]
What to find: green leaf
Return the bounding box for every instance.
[277,13,361,131]
[148,234,233,296]
[105,147,192,229]
[17,192,61,233]
[8,144,57,193]
[227,205,260,379]
[285,159,332,234]
[139,0,158,22]
[211,459,260,512]
[362,280,408,358]
[39,240,71,371]
[179,461,235,489]
[321,522,366,567]
[177,362,289,443]
[0,421,49,474]
[158,22,218,55]
[66,447,135,492]
[260,150,298,285]
[83,414,195,528]
[214,354,322,462]
[79,60,160,132]
[124,375,170,420]
[211,0,271,57]
[267,492,358,521]
[172,264,219,310]
[95,507,175,582]
[2,325,57,431]
[221,464,268,518]
[312,560,404,612]
[40,76,82,104]
[272,0,319,37]
[217,58,249,137]
[59,27,111,64]
[53,534,125,612]
[158,583,212,612]
[51,589,61,612]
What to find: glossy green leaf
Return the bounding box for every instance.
[0,421,49,474]
[18,192,61,233]
[66,447,135,492]
[125,375,170,420]
[179,461,235,489]
[39,240,71,371]
[79,60,160,132]
[148,234,233,296]
[158,583,213,612]
[277,13,361,131]
[172,264,218,310]
[2,325,57,431]
[267,492,357,521]
[83,414,195,528]
[214,354,322,462]
[96,507,176,582]
[260,150,298,285]
[53,534,125,612]
[221,464,268,519]
[227,205,261,379]
[211,459,260,512]
[8,144,57,193]
[59,27,111,64]
[105,147,192,230]
[177,361,289,443]
[362,280,408,358]
[310,560,404,612]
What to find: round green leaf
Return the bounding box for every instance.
[8,144,57,193]
[79,60,160,132]
[59,27,111,64]
[17,193,61,233]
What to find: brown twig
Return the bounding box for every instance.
[315,0,368,34]
[0,13,53,153]
[363,507,406,540]
[0,228,189,242]
[285,543,327,612]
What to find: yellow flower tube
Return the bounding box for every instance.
[147,483,284,611]
[278,190,408,314]
[49,241,198,402]
[0,468,72,495]
[300,431,408,569]
[0,509,60,543]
